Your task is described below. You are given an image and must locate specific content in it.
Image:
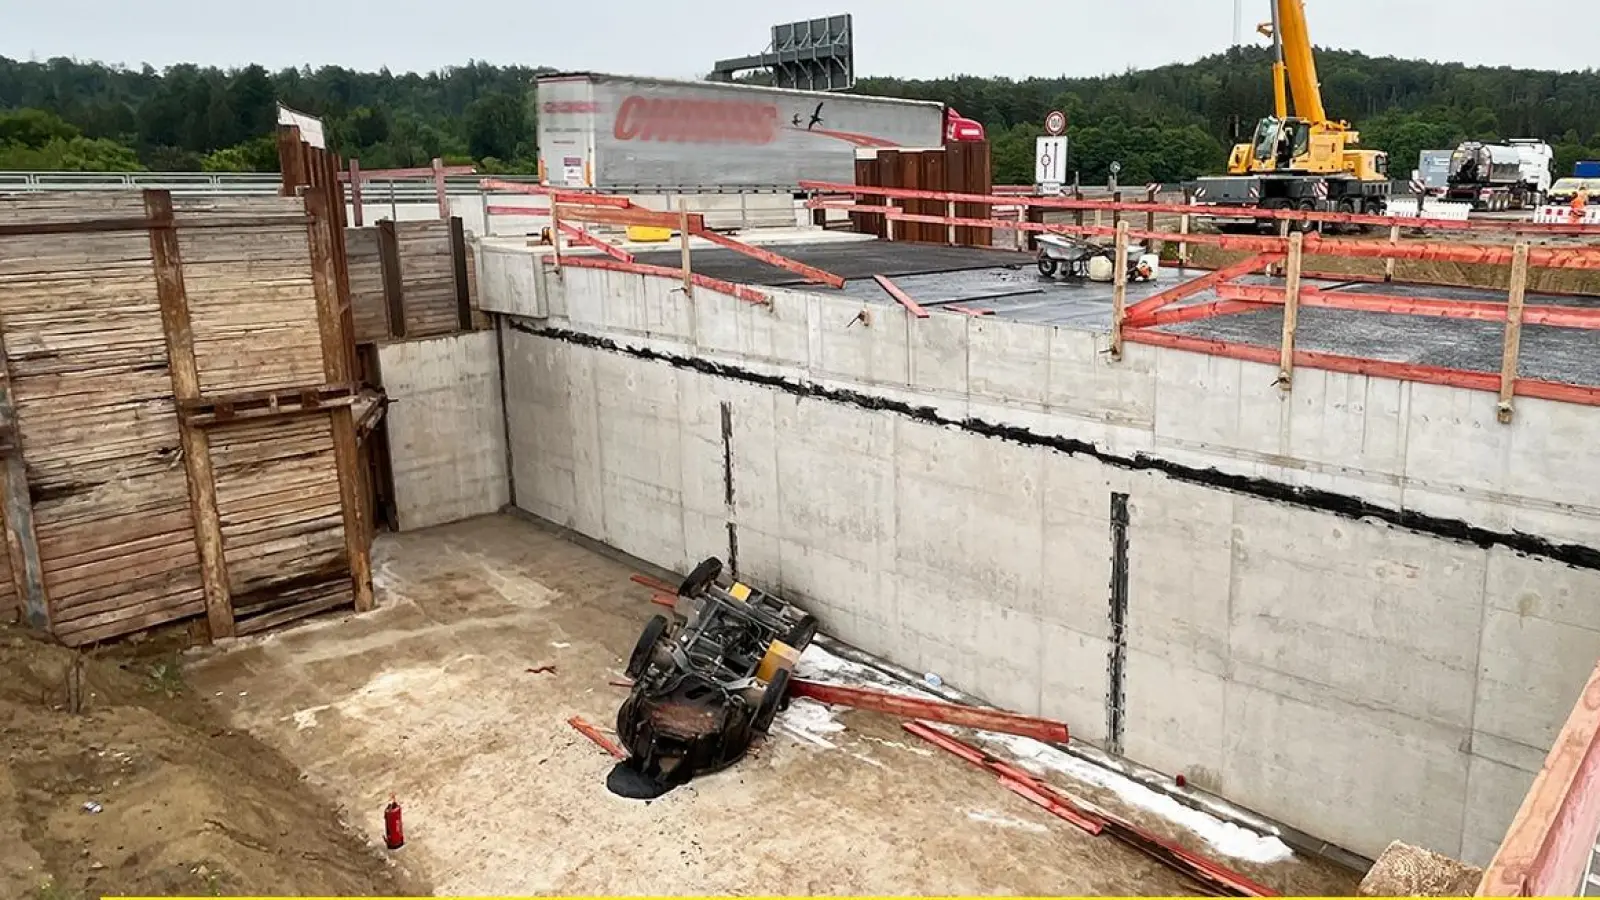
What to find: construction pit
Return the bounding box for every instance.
[7,161,1600,898]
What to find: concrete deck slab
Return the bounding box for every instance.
[181,515,1355,896]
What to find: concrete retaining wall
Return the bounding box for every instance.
[485,249,1600,864]
[378,331,509,531]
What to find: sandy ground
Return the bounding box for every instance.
[0,627,421,899]
[183,514,1358,896]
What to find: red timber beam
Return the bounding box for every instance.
[874,207,1600,271]
[1479,660,1600,896]
[479,178,633,208]
[557,222,635,263]
[903,722,1279,897]
[1123,252,1283,322]
[1124,329,1600,408]
[690,227,846,288]
[872,275,930,318]
[555,203,707,232]
[1216,283,1600,330]
[788,678,1069,744]
[557,256,769,306]
[342,162,476,181]
[800,179,1600,236]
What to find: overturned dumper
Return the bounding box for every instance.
[609,558,817,797]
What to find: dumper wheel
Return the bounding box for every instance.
[753,668,792,733]
[1036,256,1058,278]
[625,614,670,679]
[784,614,818,651]
[678,557,722,597]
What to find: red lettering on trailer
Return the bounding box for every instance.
[612,95,777,145]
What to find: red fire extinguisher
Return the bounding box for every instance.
[383,795,404,850]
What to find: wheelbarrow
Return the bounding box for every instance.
[1035,233,1158,283]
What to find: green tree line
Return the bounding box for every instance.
[5,48,1600,183]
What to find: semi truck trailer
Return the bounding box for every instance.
[536,72,971,192]
[1443,139,1552,211]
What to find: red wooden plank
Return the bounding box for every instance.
[904,722,1278,897]
[1123,252,1283,320]
[1125,329,1600,408]
[340,164,476,181]
[879,208,1600,271]
[692,228,846,288]
[1481,660,1600,896]
[630,573,677,593]
[558,204,707,232]
[486,204,549,217]
[558,222,635,263]
[1218,283,1600,330]
[901,722,1103,834]
[943,305,995,316]
[558,255,769,306]
[479,178,633,208]
[1126,299,1266,328]
[567,716,627,759]
[789,678,1069,743]
[800,179,1600,236]
[872,275,930,318]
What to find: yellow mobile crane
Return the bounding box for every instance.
[1194,0,1390,228]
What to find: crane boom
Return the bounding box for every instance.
[1277,0,1327,125]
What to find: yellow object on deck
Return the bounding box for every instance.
[626,225,673,243]
[756,640,799,684]
[728,582,752,602]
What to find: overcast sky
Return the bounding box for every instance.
[2,0,1593,80]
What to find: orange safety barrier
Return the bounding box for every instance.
[800,179,1600,236]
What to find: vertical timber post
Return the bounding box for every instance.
[146,190,235,640]
[305,191,375,613]
[377,220,406,340]
[1278,230,1304,390]
[431,156,449,220]
[1145,183,1157,234]
[348,158,364,227]
[549,203,563,271]
[1385,222,1401,281]
[1179,185,1192,267]
[678,198,694,299]
[1110,219,1129,361]
[1498,241,1531,424]
[449,216,473,332]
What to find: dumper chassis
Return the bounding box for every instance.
[614,558,817,789]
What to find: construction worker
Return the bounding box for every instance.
[1571,187,1589,223]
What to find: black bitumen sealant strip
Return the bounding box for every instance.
[1107,492,1130,756]
[508,320,1600,572]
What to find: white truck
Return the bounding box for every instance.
[1443,139,1552,211]
[535,72,966,192]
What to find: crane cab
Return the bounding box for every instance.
[1230,115,1380,179]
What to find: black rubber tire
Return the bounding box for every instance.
[783,614,818,651]
[753,668,791,734]
[625,614,670,680]
[1037,256,1058,277]
[678,557,722,597]
[1295,200,1318,233]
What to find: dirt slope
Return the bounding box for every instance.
[0,626,426,899]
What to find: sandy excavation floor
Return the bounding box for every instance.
[183,514,1359,896]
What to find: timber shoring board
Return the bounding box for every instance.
[0,189,370,645]
[395,219,461,337]
[346,225,391,342]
